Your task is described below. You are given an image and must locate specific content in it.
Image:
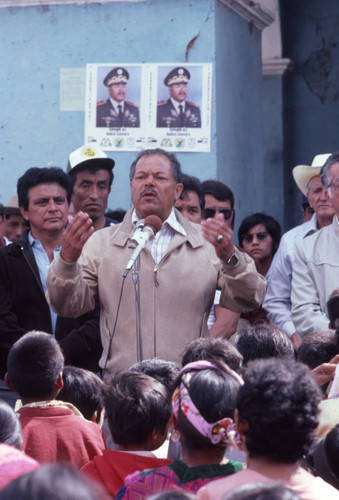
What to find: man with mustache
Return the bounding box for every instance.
[157,67,201,128]
[96,67,140,128]
[0,167,102,407]
[47,149,265,379]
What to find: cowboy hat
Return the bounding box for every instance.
[293,153,331,196]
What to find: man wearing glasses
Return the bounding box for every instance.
[201,180,235,228]
[201,180,240,339]
[292,151,339,337]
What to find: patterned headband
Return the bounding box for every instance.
[172,360,243,445]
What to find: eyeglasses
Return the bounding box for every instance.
[203,207,233,221]
[330,179,339,193]
[242,231,268,243]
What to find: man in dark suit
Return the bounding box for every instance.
[96,67,140,128]
[0,167,102,407]
[157,67,201,128]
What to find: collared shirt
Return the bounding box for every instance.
[132,208,186,264]
[263,213,318,337]
[170,98,186,115]
[109,98,125,115]
[29,232,61,334]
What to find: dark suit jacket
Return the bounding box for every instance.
[156,99,201,128]
[96,100,140,128]
[0,231,102,377]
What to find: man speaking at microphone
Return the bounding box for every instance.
[47,149,265,378]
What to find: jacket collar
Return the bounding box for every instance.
[113,208,205,249]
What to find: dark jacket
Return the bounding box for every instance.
[0,231,102,378]
[96,99,140,128]
[156,99,201,128]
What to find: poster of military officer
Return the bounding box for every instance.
[96,66,140,128]
[156,66,202,128]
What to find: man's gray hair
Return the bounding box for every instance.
[320,151,339,189]
[129,148,182,184]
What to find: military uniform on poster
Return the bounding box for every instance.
[96,100,140,128]
[96,66,140,128]
[156,99,201,128]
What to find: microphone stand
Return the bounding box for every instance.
[132,255,143,362]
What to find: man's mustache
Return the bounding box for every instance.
[140,188,159,198]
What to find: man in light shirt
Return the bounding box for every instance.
[263,154,334,349]
[292,151,339,337]
[47,148,265,379]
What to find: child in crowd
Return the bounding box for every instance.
[117,360,243,499]
[181,338,243,373]
[81,371,172,498]
[197,358,339,500]
[0,399,39,490]
[234,323,294,365]
[0,463,108,500]
[129,358,179,396]
[298,331,338,369]
[5,331,105,468]
[56,366,105,425]
[327,288,339,329]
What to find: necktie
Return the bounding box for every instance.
[117,104,123,126]
[178,104,184,126]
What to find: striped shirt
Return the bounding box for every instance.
[132,208,186,264]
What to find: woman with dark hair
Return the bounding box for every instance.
[117,360,244,499]
[197,358,339,500]
[238,213,281,277]
[237,213,281,325]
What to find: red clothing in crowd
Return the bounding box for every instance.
[82,450,172,498]
[18,403,105,469]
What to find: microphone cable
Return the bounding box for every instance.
[101,274,126,379]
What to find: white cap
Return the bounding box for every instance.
[67,144,115,174]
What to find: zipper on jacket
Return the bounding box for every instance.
[153,264,159,287]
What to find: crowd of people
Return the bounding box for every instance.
[0,145,338,499]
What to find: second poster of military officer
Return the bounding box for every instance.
[157,67,201,128]
[96,67,140,128]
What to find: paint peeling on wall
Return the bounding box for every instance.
[303,37,339,105]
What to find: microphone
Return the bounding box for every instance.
[123,215,162,277]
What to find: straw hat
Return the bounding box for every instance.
[292,153,331,196]
[4,194,20,216]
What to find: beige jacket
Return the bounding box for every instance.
[47,209,266,375]
[292,215,339,336]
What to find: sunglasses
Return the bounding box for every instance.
[203,207,233,221]
[242,231,268,243]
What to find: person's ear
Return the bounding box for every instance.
[235,409,248,437]
[174,183,183,203]
[19,205,29,222]
[54,372,63,397]
[172,413,179,431]
[4,373,15,390]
